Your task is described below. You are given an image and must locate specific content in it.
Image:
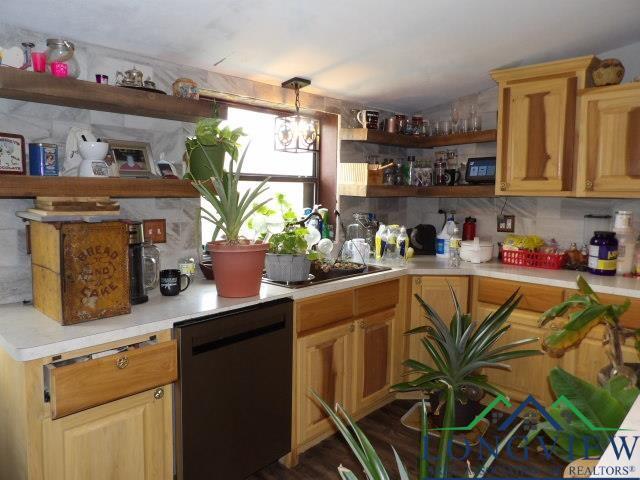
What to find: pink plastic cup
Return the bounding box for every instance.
[51,62,68,78]
[31,52,46,73]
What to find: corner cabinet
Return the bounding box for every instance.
[576,82,640,197]
[491,56,599,196]
[408,276,469,367]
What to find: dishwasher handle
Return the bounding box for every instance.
[191,319,286,356]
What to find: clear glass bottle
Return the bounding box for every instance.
[449,223,461,268]
[382,225,399,265]
[397,226,408,263]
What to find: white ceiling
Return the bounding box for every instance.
[4,0,640,111]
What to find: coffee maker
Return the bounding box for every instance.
[127,221,148,305]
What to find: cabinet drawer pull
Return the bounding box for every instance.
[349,323,355,333]
[154,388,164,400]
[116,356,129,369]
[499,181,508,191]
[585,179,594,191]
[359,320,366,330]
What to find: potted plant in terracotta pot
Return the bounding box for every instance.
[185,119,271,298]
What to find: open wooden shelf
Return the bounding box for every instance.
[339,183,495,198]
[0,68,221,122]
[0,176,198,198]
[340,128,497,148]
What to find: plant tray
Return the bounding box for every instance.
[502,249,567,270]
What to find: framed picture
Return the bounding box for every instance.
[106,140,155,178]
[0,132,26,175]
[156,161,178,179]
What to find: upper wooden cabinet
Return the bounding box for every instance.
[491,56,599,196]
[576,82,640,197]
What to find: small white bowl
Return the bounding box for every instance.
[79,141,109,161]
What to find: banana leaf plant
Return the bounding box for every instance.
[313,391,526,479]
[538,275,640,385]
[391,286,542,477]
[520,367,639,461]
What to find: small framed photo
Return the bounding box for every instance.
[0,132,26,175]
[156,161,178,179]
[106,140,155,178]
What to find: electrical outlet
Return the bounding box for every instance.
[143,219,167,243]
[497,214,515,233]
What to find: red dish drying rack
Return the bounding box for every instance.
[501,249,567,270]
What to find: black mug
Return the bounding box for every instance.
[160,269,190,296]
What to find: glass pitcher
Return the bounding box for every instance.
[143,241,160,290]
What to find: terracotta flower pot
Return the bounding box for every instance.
[207,240,268,298]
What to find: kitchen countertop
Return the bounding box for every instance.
[2,257,640,362]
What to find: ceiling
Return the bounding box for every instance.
[4,0,640,111]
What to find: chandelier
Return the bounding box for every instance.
[274,77,320,153]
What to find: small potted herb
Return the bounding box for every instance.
[266,227,319,282]
[249,193,319,283]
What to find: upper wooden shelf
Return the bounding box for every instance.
[338,183,495,198]
[0,68,219,122]
[340,128,497,148]
[0,176,198,199]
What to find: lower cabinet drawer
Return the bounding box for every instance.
[46,339,178,419]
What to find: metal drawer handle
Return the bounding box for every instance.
[359,320,366,330]
[116,356,129,369]
[154,388,164,400]
[585,179,594,191]
[499,181,508,191]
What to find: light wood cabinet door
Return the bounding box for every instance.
[42,386,173,480]
[577,83,640,197]
[408,276,469,367]
[296,322,354,445]
[353,308,395,415]
[497,76,577,195]
[476,305,565,405]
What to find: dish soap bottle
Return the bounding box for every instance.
[436,214,456,258]
[375,223,386,260]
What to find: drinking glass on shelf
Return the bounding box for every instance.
[439,119,451,136]
[421,118,431,137]
[459,117,469,134]
[450,103,460,134]
[470,104,482,132]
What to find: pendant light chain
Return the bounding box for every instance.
[295,84,301,113]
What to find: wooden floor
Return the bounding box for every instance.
[248,400,567,479]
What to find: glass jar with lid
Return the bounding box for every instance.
[45,39,80,78]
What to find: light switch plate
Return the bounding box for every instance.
[143,219,167,243]
[497,214,515,233]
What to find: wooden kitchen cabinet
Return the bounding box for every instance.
[577,82,640,197]
[296,321,354,446]
[292,279,402,458]
[0,330,176,480]
[408,276,469,366]
[353,308,396,414]
[42,386,173,480]
[491,56,599,196]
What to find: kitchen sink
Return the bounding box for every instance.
[261,264,392,289]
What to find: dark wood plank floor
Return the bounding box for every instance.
[248,400,567,479]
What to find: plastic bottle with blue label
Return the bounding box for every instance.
[436,215,456,258]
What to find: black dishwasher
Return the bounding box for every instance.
[174,298,293,480]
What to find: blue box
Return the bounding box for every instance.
[29,143,59,176]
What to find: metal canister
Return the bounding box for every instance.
[28,143,59,176]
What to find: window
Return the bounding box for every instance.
[201,106,319,243]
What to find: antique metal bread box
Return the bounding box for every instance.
[30,221,131,324]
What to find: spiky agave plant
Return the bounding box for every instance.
[392,286,542,477]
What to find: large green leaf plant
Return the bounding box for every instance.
[538,275,640,385]
[520,367,639,461]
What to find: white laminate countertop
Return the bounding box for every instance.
[2,257,640,362]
